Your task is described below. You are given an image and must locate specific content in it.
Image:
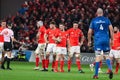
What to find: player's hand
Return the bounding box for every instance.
[52,36,56,40]
[46,41,49,44]
[67,45,71,52]
[117,47,120,50]
[88,41,91,47]
[79,42,83,46]
[16,41,22,44]
[110,40,113,47]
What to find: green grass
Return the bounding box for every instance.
[0,61,119,80]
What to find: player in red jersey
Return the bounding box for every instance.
[67,21,85,73]
[44,21,59,71]
[0,21,5,68]
[34,21,46,70]
[109,26,120,74]
[54,23,68,72]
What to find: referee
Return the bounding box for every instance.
[0,22,19,70]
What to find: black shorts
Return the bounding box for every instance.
[4,42,12,51]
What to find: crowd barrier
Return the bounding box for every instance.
[11,50,96,64]
[0,50,96,64]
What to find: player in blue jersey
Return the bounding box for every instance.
[88,8,114,79]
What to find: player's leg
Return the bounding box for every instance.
[40,43,46,70]
[106,49,114,74]
[41,53,46,70]
[90,51,103,72]
[44,44,53,71]
[60,48,66,72]
[45,52,50,71]
[93,50,102,79]
[90,60,103,72]
[98,51,104,73]
[104,51,113,79]
[52,44,57,71]
[1,51,7,69]
[51,53,56,71]
[75,46,84,73]
[114,58,119,74]
[1,42,12,70]
[6,51,12,70]
[75,53,84,73]
[0,42,5,69]
[68,46,77,72]
[34,44,40,70]
[54,53,59,72]
[113,50,120,74]
[67,49,73,72]
[60,54,65,72]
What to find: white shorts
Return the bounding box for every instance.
[56,47,67,55]
[70,46,80,55]
[0,42,3,52]
[109,49,120,58]
[46,43,56,53]
[35,43,46,54]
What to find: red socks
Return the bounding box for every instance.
[60,60,64,70]
[42,59,45,69]
[45,59,49,69]
[52,61,55,69]
[55,61,58,70]
[99,61,102,68]
[36,57,39,67]
[68,60,71,70]
[76,60,81,70]
[115,63,119,73]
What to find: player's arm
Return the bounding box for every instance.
[36,31,40,41]
[0,29,4,35]
[87,28,93,46]
[109,25,114,46]
[11,30,21,44]
[44,33,49,43]
[11,36,21,44]
[80,32,84,46]
[67,38,70,52]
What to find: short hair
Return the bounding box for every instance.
[50,21,56,25]
[0,20,6,24]
[59,23,65,26]
[73,21,78,24]
[96,8,103,15]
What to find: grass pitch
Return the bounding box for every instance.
[0,61,119,80]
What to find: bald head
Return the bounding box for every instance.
[96,8,103,16]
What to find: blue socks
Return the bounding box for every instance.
[106,59,112,71]
[95,62,100,76]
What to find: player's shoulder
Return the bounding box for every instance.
[95,16,109,21]
[0,27,2,31]
[118,32,120,35]
[9,28,14,33]
[67,28,73,31]
[0,27,3,30]
[46,28,50,31]
[56,28,60,31]
[42,26,46,29]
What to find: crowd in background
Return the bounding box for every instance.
[1,0,120,52]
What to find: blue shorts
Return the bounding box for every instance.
[94,40,110,52]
